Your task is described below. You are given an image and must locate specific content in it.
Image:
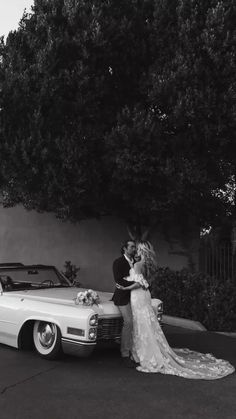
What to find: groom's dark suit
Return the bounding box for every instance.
[112,254,135,360]
[112,256,134,305]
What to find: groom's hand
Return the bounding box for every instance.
[116,283,125,290]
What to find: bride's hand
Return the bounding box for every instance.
[116,283,124,290]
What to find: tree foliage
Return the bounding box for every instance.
[0,0,235,230]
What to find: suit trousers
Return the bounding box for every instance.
[118,303,133,357]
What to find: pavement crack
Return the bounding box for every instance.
[0,365,59,395]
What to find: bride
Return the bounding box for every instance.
[116,241,235,379]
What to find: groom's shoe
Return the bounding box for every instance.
[122,357,136,368]
[130,359,140,367]
[129,353,140,367]
[132,360,140,367]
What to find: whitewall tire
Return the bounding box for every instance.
[33,321,62,359]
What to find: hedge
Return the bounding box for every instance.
[151,267,236,332]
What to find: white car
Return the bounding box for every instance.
[0,264,163,359]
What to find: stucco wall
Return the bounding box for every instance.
[0,206,199,291]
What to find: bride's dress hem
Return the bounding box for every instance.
[129,269,235,380]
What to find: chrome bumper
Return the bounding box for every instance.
[61,337,96,357]
[157,313,163,323]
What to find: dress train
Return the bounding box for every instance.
[129,270,235,379]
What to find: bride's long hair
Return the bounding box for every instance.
[137,241,157,284]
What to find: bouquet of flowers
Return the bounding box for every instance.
[75,289,100,306]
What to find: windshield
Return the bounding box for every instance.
[0,267,70,292]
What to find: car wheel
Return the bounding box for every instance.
[33,321,62,359]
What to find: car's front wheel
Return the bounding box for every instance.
[33,321,62,359]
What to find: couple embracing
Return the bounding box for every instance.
[112,239,235,379]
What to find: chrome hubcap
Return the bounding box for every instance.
[37,323,56,348]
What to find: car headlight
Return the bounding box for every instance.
[88,328,97,340]
[89,314,98,326]
[158,302,163,312]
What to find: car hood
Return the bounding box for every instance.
[7,287,118,315]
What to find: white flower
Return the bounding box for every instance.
[74,289,100,306]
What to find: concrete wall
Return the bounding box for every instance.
[0,206,199,291]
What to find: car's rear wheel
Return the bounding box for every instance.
[33,321,62,359]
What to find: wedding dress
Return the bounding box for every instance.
[128,268,235,379]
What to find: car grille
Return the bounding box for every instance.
[97,317,123,340]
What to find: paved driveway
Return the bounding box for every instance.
[0,326,235,419]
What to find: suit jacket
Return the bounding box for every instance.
[112,256,134,306]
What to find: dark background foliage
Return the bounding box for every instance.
[0,0,235,231]
[151,267,236,331]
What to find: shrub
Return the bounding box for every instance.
[151,267,236,332]
[63,261,81,286]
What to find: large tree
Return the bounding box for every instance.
[0,0,235,234]
[148,0,236,225]
[0,0,156,221]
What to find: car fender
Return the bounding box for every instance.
[16,300,97,348]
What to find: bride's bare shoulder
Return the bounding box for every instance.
[134,261,145,274]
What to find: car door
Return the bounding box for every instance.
[0,287,21,347]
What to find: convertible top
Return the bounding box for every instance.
[0,263,57,270]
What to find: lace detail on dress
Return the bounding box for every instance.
[127,269,149,289]
[130,285,235,379]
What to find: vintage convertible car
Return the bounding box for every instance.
[0,264,163,359]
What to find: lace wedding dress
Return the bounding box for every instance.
[128,268,235,379]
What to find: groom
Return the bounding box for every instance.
[112,239,136,368]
